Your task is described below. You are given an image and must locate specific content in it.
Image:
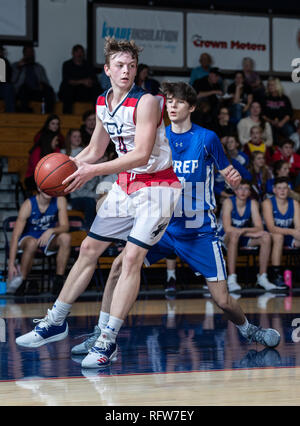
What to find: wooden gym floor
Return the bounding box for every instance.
[0,294,300,406]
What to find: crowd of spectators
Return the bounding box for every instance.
[187,54,300,293]
[1,44,300,295]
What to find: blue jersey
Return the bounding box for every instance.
[270,196,294,228]
[230,196,252,228]
[22,196,58,239]
[166,123,229,236]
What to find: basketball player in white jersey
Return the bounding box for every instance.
[15,38,182,367]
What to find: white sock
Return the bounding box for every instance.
[102,315,124,342]
[47,299,72,325]
[167,269,176,282]
[236,318,249,335]
[98,311,110,330]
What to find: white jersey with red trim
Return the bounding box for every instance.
[96,84,172,174]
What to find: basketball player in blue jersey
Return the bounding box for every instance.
[221,179,276,292]
[71,82,281,366]
[262,176,300,287]
[16,38,182,366]
[7,190,71,295]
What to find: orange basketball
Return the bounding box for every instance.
[34,153,77,197]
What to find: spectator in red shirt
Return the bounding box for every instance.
[272,139,300,181]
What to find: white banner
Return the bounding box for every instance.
[0,0,26,36]
[273,18,300,73]
[94,6,184,68]
[187,13,270,71]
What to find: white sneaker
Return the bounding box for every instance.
[257,273,277,291]
[81,333,118,369]
[6,275,23,294]
[227,274,242,292]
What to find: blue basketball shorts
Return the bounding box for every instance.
[145,230,227,282]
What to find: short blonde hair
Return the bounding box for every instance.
[104,37,143,65]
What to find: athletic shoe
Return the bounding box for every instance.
[15,312,68,348]
[81,333,118,369]
[71,325,101,355]
[227,274,242,292]
[165,278,176,300]
[273,273,288,289]
[243,324,281,348]
[256,273,277,291]
[6,275,23,294]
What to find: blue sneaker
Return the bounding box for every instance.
[15,312,68,348]
[81,333,117,369]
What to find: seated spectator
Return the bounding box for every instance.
[266,160,300,201]
[7,189,71,295]
[227,71,253,123]
[58,45,101,114]
[243,125,273,164]
[135,64,160,95]
[192,67,223,121]
[225,135,249,167]
[61,129,97,230]
[242,57,265,103]
[211,107,236,142]
[33,114,65,149]
[272,139,300,183]
[290,120,300,152]
[189,52,212,85]
[11,46,55,113]
[262,177,300,288]
[237,101,273,147]
[0,45,15,112]
[262,77,294,144]
[80,110,96,147]
[24,133,60,192]
[214,151,252,206]
[221,179,276,292]
[248,151,272,202]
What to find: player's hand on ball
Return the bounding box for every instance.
[223,165,241,189]
[62,157,95,193]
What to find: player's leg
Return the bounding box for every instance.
[270,233,286,287]
[165,255,177,297]
[73,231,174,357]
[47,232,72,294]
[224,232,242,292]
[71,250,124,355]
[7,236,39,294]
[176,233,280,348]
[15,236,111,348]
[247,233,276,291]
[207,279,280,347]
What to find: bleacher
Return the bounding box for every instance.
[0,103,300,290]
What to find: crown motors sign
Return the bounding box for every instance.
[187,13,270,71]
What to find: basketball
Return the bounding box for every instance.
[34,153,77,197]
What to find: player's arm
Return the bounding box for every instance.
[8,200,31,278]
[64,94,160,193]
[293,200,300,233]
[208,132,241,189]
[222,198,236,234]
[243,200,264,237]
[262,198,294,236]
